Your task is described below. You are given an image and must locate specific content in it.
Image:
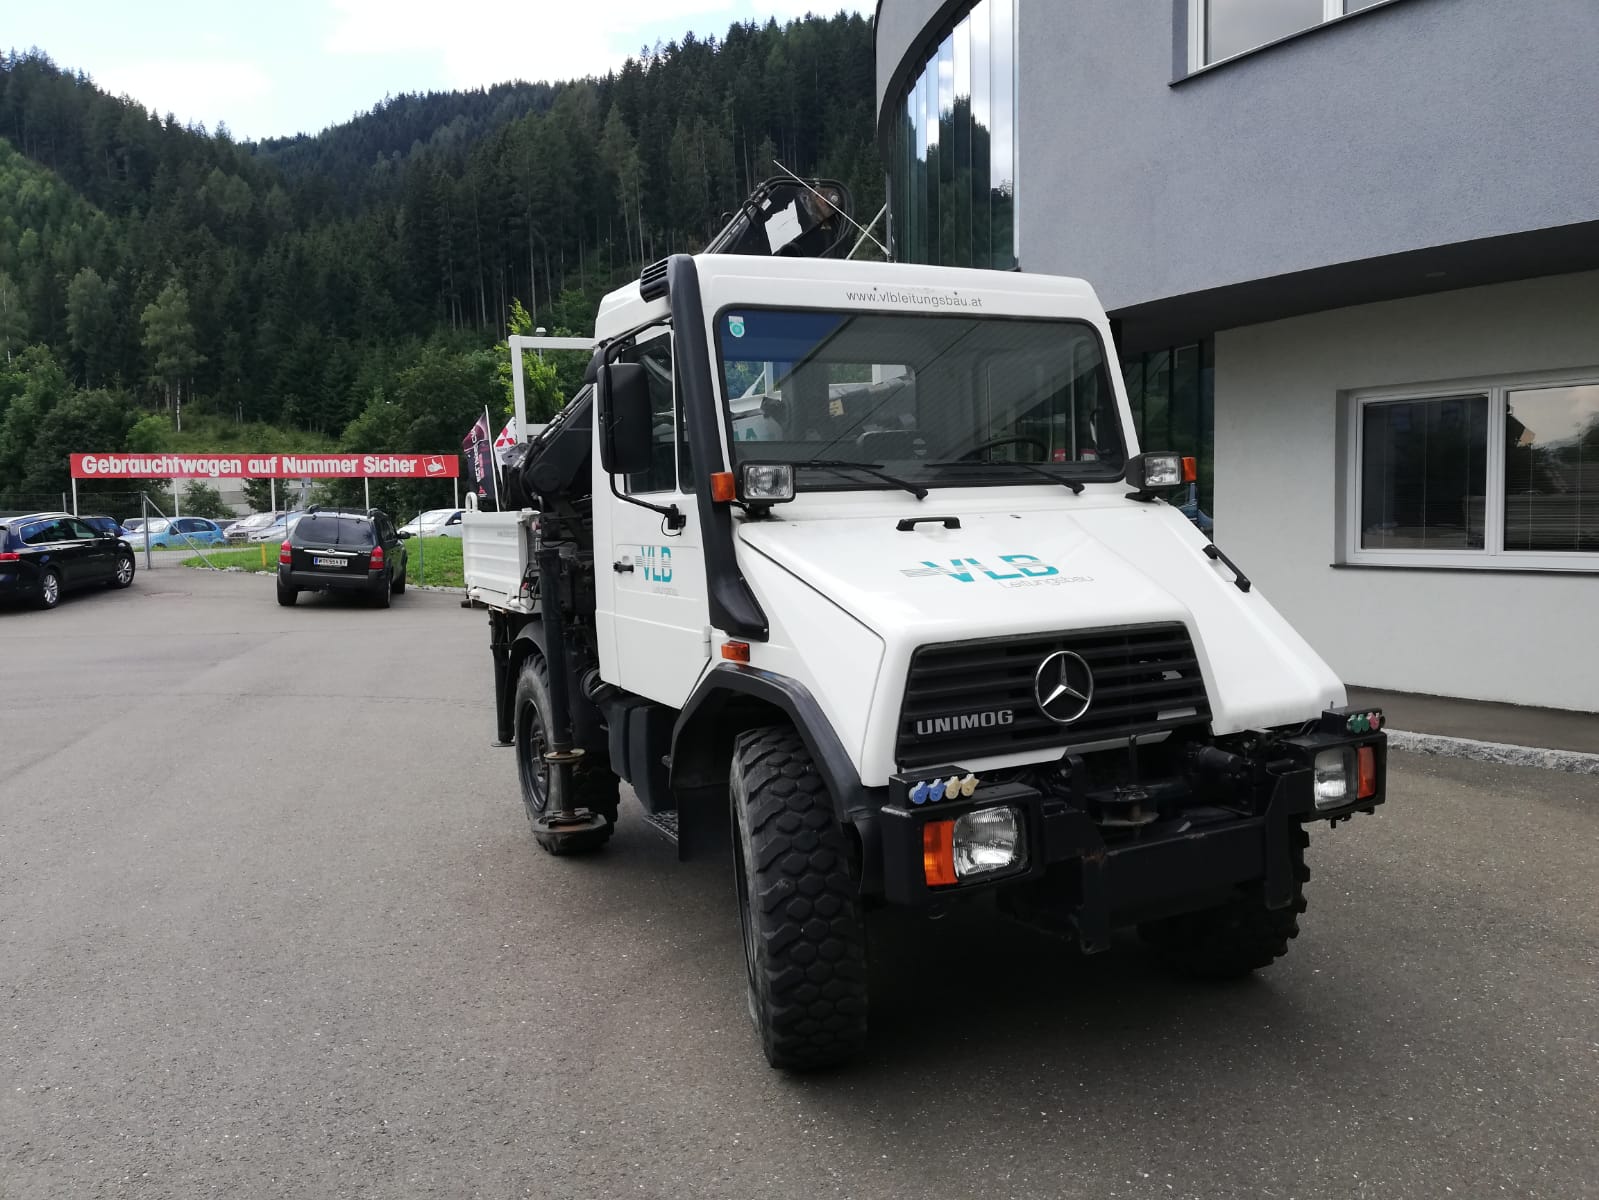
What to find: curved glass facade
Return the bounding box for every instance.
[887,0,1017,270]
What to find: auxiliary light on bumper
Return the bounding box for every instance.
[882,767,1042,899]
[1288,706,1387,819]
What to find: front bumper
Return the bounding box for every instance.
[872,711,1387,948]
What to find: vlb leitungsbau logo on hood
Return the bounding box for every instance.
[901,554,1092,588]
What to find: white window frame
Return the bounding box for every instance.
[1342,367,1599,573]
[1189,0,1387,73]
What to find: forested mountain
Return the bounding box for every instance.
[0,14,879,506]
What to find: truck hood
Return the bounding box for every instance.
[737,501,1345,737]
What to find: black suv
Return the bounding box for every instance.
[0,512,136,608]
[277,507,407,608]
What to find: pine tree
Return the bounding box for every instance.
[140,279,204,429]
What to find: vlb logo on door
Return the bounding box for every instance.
[640,545,673,584]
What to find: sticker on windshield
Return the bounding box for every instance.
[727,315,746,338]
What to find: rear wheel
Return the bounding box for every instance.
[1139,826,1311,979]
[109,553,135,589]
[391,555,407,594]
[512,653,617,853]
[731,724,869,1071]
[276,576,298,606]
[371,570,392,608]
[37,566,61,610]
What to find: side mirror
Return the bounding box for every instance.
[597,361,654,476]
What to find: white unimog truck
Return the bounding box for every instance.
[461,181,1389,1071]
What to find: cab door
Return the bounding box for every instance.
[593,326,711,708]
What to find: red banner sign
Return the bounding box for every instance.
[70,452,459,480]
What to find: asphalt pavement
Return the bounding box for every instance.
[2,568,1595,1200]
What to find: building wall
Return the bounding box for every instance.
[1215,271,1599,713]
[877,0,1599,313]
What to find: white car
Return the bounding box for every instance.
[248,513,306,543]
[224,512,282,543]
[399,508,465,538]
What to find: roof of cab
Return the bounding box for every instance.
[594,253,1102,342]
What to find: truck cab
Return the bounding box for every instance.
[465,191,1388,1072]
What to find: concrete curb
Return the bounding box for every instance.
[1386,729,1599,776]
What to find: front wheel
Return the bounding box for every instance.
[731,725,869,1071]
[109,553,135,589]
[512,653,617,854]
[1139,826,1311,979]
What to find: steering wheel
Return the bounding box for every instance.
[958,436,1050,463]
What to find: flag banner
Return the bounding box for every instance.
[461,412,497,503]
[493,419,517,449]
[70,453,458,480]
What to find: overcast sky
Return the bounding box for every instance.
[11,1,869,141]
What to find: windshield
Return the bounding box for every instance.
[123,519,147,532]
[716,309,1124,489]
[138,519,170,534]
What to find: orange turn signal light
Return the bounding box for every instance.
[1357,745,1377,799]
[710,471,737,503]
[721,640,750,663]
[923,819,957,888]
[1181,456,1198,483]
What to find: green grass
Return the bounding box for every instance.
[182,536,465,588]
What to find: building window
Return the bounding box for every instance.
[888,0,1017,270]
[1345,373,1599,570]
[1190,0,1394,70]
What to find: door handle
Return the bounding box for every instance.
[612,560,634,574]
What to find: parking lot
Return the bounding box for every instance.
[2,568,1595,1200]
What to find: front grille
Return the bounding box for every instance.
[895,623,1211,768]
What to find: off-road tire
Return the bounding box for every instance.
[731,725,869,1071]
[1139,826,1311,979]
[37,566,62,609]
[109,553,135,589]
[513,653,618,854]
[275,576,298,606]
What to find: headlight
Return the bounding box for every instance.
[1313,748,1352,809]
[739,463,795,504]
[952,805,1026,879]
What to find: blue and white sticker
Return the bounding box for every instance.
[727,315,746,338]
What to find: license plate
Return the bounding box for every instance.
[313,556,347,568]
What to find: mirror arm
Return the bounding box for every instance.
[607,474,686,531]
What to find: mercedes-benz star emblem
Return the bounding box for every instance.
[1034,651,1094,724]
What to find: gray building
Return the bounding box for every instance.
[874,0,1599,713]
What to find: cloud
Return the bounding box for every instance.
[92,58,273,131]
[323,0,866,91]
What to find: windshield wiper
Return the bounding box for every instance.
[925,460,1085,494]
[799,459,928,501]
